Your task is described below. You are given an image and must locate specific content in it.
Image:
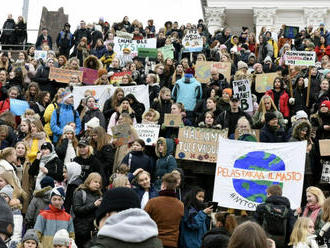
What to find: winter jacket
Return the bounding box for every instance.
[122,151,154,176]
[25,132,50,163]
[33,66,57,97]
[260,124,286,143]
[172,77,203,111]
[145,190,184,247]
[0,159,20,187]
[91,45,108,59]
[73,155,104,182]
[34,204,74,248]
[56,30,74,49]
[201,227,230,248]
[252,110,285,129]
[266,89,290,118]
[315,45,330,61]
[131,185,159,206]
[180,207,209,248]
[43,103,57,137]
[152,98,172,125]
[29,156,64,183]
[94,144,115,184]
[35,34,53,50]
[154,138,177,190]
[72,188,101,236]
[55,138,76,163]
[14,21,27,43]
[255,195,296,245]
[82,108,106,130]
[73,28,91,46]
[50,103,81,143]
[91,208,163,248]
[25,186,52,228]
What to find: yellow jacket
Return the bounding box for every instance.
[43,103,57,137]
[268,39,278,58]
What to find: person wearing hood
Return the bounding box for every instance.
[260,112,286,143]
[263,56,279,73]
[121,139,154,176]
[289,76,308,114]
[125,94,145,124]
[152,87,172,125]
[34,187,74,248]
[50,89,81,143]
[91,187,162,248]
[25,176,54,229]
[63,162,82,214]
[257,35,274,63]
[154,137,177,191]
[81,96,106,131]
[56,23,74,59]
[1,14,16,50]
[254,184,296,248]
[29,142,64,190]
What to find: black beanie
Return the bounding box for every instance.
[95,187,140,225]
[265,112,277,123]
[0,197,14,237]
[40,142,53,152]
[40,176,55,189]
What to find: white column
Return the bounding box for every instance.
[204,7,226,35]
[304,8,327,29]
[253,7,277,41]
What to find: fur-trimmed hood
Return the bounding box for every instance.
[155,137,174,158]
[83,55,103,70]
[291,120,311,141]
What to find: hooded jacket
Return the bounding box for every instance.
[154,138,177,190]
[290,121,311,142]
[82,108,106,130]
[83,55,103,71]
[91,208,162,248]
[25,186,52,228]
[121,150,154,176]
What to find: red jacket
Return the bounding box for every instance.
[315,45,330,61]
[265,89,290,118]
[0,98,10,114]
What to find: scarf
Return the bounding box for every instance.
[159,190,177,198]
[303,202,321,223]
[35,150,57,190]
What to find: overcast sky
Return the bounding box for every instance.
[1,0,203,43]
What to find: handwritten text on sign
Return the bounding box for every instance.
[175,127,228,163]
[134,123,160,145]
[233,79,253,112]
[285,51,316,66]
[49,67,83,84]
[114,38,156,58]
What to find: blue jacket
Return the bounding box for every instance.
[91,45,108,59]
[172,77,202,111]
[50,104,81,142]
[154,138,177,190]
[180,207,208,248]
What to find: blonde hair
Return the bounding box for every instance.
[258,95,278,113]
[322,197,330,222]
[306,186,325,206]
[76,145,94,157]
[77,172,102,196]
[0,147,15,160]
[112,175,130,188]
[289,217,312,245]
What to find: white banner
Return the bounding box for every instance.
[285,51,316,66]
[134,123,160,145]
[182,30,203,53]
[213,139,306,211]
[34,50,48,62]
[233,79,253,112]
[72,85,150,111]
[114,37,157,58]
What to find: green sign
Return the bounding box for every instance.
[159,45,174,60]
[138,48,158,59]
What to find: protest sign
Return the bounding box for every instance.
[319,140,330,156]
[114,84,150,110]
[134,123,160,145]
[182,30,203,53]
[164,114,183,127]
[49,67,83,84]
[116,30,134,40]
[111,123,131,146]
[110,71,132,84]
[175,127,228,163]
[195,62,231,83]
[284,26,299,39]
[320,160,330,184]
[285,51,316,66]
[159,45,174,59]
[114,37,157,58]
[10,99,30,116]
[80,67,98,85]
[34,50,47,62]
[233,79,253,112]
[138,48,158,59]
[213,138,306,210]
[255,73,278,93]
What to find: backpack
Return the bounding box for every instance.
[262,203,289,248]
[55,106,78,126]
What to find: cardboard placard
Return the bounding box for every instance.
[138,48,158,59]
[164,114,183,127]
[320,140,330,156]
[49,67,83,84]
[255,73,278,93]
[175,127,228,163]
[80,67,98,85]
[10,99,30,116]
[234,128,260,142]
[159,45,174,59]
[114,37,156,58]
[34,50,47,62]
[116,30,134,40]
[111,123,131,146]
[182,30,203,53]
[285,51,316,66]
[195,61,231,83]
[110,71,132,84]
[320,160,330,184]
[233,79,253,112]
[134,123,160,145]
[284,26,299,39]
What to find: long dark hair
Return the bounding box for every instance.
[183,186,205,211]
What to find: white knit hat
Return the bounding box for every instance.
[53,229,70,246]
[237,61,248,70]
[63,125,74,134]
[86,117,100,129]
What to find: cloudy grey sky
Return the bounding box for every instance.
[1,0,203,42]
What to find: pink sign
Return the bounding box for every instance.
[80,67,98,85]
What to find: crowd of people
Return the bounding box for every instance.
[0,12,328,248]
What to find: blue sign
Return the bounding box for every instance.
[10,99,30,116]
